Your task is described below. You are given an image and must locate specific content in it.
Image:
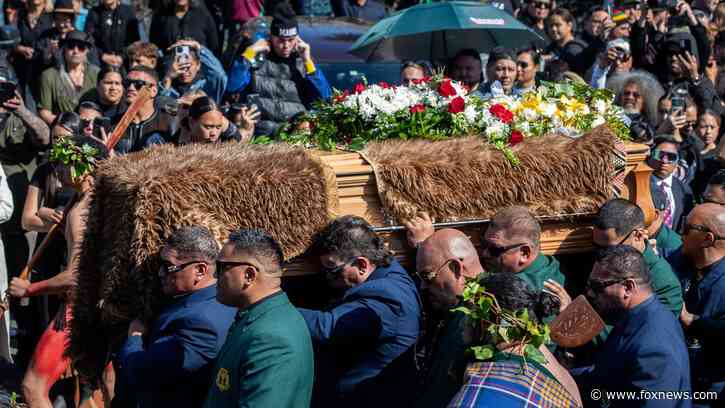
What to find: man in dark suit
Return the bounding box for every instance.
[298,215,422,408]
[574,246,691,408]
[116,226,236,408]
[649,135,695,233]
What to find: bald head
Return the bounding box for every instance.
[417,229,483,279]
[488,206,541,249]
[695,203,725,236]
[416,228,484,312]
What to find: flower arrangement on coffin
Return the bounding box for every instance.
[261,76,630,164]
[453,279,550,365]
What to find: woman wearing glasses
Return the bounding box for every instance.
[513,47,541,96]
[517,0,552,49]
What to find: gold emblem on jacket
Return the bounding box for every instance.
[216,367,231,391]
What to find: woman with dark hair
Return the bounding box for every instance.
[447,273,582,408]
[545,8,595,76]
[176,95,256,144]
[400,60,432,86]
[514,46,541,95]
[480,48,517,96]
[149,0,219,54]
[79,65,127,118]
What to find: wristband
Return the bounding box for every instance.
[25,280,50,297]
[304,59,316,74]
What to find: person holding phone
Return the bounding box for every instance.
[226,1,331,137]
[159,39,227,104]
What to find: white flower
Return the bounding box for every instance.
[522,108,539,122]
[593,99,609,115]
[540,102,557,117]
[464,105,479,124]
[485,121,506,138]
[592,116,606,128]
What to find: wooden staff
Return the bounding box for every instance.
[0,86,153,313]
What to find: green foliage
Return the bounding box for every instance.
[455,279,551,366]
[49,136,100,182]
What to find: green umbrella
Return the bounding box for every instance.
[349,1,543,62]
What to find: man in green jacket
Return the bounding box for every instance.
[480,206,566,292]
[204,228,313,408]
[591,199,683,316]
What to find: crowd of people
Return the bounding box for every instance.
[0,0,723,406]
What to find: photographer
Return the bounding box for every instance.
[0,67,50,329]
[159,39,227,105]
[226,2,331,137]
[590,38,633,89]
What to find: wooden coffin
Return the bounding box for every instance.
[283,142,653,276]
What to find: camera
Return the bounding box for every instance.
[0,81,17,103]
[93,117,111,139]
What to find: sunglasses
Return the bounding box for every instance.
[65,41,88,51]
[517,61,530,68]
[159,260,205,275]
[585,277,629,294]
[593,229,637,249]
[215,260,258,275]
[417,258,457,282]
[480,240,526,257]
[124,79,152,90]
[684,224,725,240]
[623,91,641,98]
[321,257,358,276]
[532,1,550,9]
[652,149,679,163]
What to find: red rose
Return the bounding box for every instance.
[448,96,465,114]
[410,104,426,114]
[438,79,457,97]
[422,76,432,83]
[353,83,366,94]
[489,104,514,124]
[509,130,524,146]
[379,81,391,89]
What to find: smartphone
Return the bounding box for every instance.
[0,81,16,103]
[173,45,192,66]
[93,116,112,138]
[679,39,692,55]
[671,96,686,115]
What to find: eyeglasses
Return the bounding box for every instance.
[684,224,725,240]
[480,239,526,257]
[159,260,205,275]
[585,277,630,294]
[123,79,152,90]
[531,1,550,9]
[321,257,357,276]
[593,229,637,249]
[623,91,641,98]
[417,258,457,282]
[652,149,679,163]
[65,41,88,51]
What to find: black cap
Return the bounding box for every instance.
[61,30,93,48]
[271,2,298,38]
[0,26,20,50]
[53,0,77,14]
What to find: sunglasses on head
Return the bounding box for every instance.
[124,79,152,89]
[652,148,679,163]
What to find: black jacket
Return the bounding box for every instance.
[149,7,219,55]
[84,4,140,55]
